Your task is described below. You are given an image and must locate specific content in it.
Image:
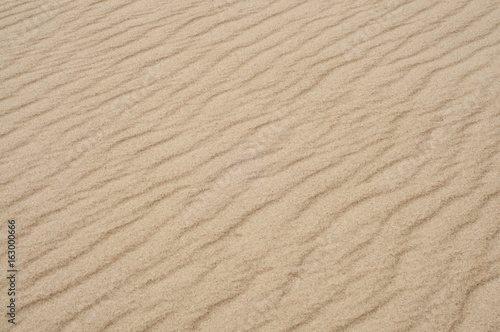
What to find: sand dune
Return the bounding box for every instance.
[1,0,500,331]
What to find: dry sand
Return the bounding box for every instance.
[1,0,500,331]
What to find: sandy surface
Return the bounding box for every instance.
[1,0,500,331]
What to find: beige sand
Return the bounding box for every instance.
[1,0,500,331]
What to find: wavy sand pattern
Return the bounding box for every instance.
[1,0,500,331]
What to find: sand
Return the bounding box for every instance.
[1,0,500,331]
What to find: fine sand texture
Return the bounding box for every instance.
[1,0,500,331]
